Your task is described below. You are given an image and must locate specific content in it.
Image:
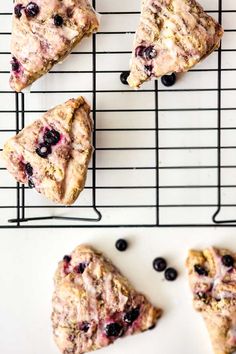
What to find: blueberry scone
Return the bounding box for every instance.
[2,97,92,205]
[186,247,236,354]
[52,245,162,354]
[10,0,99,92]
[128,0,224,88]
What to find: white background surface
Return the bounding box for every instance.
[0,228,236,354]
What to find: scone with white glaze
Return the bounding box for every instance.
[52,245,162,354]
[186,247,236,354]
[2,97,92,205]
[128,0,224,88]
[10,0,99,92]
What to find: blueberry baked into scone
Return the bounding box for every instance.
[128,0,224,88]
[10,0,99,92]
[186,247,236,354]
[52,245,161,354]
[2,97,92,205]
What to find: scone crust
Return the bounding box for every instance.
[10,0,99,92]
[186,247,236,354]
[52,245,162,354]
[128,0,224,88]
[2,97,93,205]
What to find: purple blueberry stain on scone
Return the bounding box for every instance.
[11,57,21,74]
[80,322,90,333]
[74,262,88,274]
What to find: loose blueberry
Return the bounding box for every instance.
[25,163,33,176]
[80,322,90,332]
[28,178,35,188]
[36,144,52,158]
[135,45,146,57]
[161,73,176,87]
[25,2,40,17]
[115,239,128,252]
[11,57,20,72]
[105,323,123,338]
[153,257,167,272]
[194,264,208,276]
[120,71,130,85]
[75,262,87,274]
[164,267,178,281]
[144,65,153,76]
[124,308,140,325]
[54,14,64,27]
[44,129,60,146]
[63,255,71,263]
[222,255,234,267]
[14,4,24,18]
[144,46,157,60]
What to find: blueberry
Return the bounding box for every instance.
[148,324,156,330]
[75,262,87,274]
[14,4,24,18]
[144,46,157,60]
[25,2,40,17]
[222,255,234,267]
[120,71,130,85]
[28,178,35,188]
[54,14,64,27]
[11,57,20,72]
[164,267,178,281]
[153,257,167,272]
[196,292,207,300]
[105,323,123,338]
[36,144,52,158]
[144,65,153,76]
[161,73,176,87]
[115,239,128,252]
[124,308,140,325]
[194,264,208,276]
[25,163,33,176]
[80,322,90,332]
[43,129,60,146]
[135,45,146,57]
[63,255,71,263]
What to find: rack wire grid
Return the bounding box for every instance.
[0,0,236,228]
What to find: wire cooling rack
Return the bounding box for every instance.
[0,0,236,228]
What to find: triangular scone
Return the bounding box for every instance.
[128,0,224,88]
[2,97,92,205]
[52,245,162,354]
[10,0,99,92]
[186,247,236,354]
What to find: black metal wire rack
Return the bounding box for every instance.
[0,0,236,228]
